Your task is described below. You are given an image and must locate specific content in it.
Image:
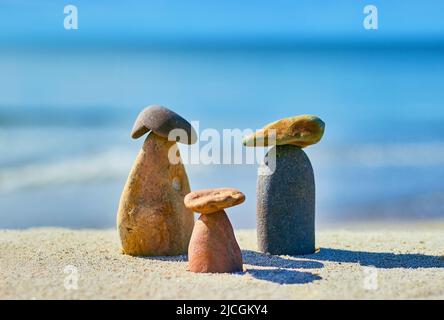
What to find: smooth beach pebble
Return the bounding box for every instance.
[243,114,325,148]
[116,105,196,256]
[185,188,244,273]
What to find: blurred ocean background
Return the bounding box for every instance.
[0,1,443,228]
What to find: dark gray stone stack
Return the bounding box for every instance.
[257,145,315,255]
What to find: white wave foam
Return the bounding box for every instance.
[0,142,443,193]
[0,148,135,193]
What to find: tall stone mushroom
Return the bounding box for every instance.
[117,105,197,256]
[184,188,245,273]
[243,115,325,255]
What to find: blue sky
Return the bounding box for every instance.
[1,0,444,46]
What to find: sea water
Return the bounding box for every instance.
[0,47,443,228]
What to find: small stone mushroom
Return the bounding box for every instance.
[243,115,325,256]
[117,105,197,256]
[184,188,245,273]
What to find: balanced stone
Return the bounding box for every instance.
[184,188,245,214]
[131,104,197,144]
[184,188,244,273]
[243,114,324,148]
[117,105,196,256]
[244,115,325,255]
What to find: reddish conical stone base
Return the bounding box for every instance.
[188,210,243,273]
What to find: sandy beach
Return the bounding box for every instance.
[1,225,443,300]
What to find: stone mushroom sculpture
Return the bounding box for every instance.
[184,188,245,273]
[243,115,325,255]
[117,105,197,256]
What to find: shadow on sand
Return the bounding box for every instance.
[242,250,323,269]
[242,250,323,285]
[242,246,444,284]
[246,268,321,285]
[308,248,444,269]
[131,247,443,285]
